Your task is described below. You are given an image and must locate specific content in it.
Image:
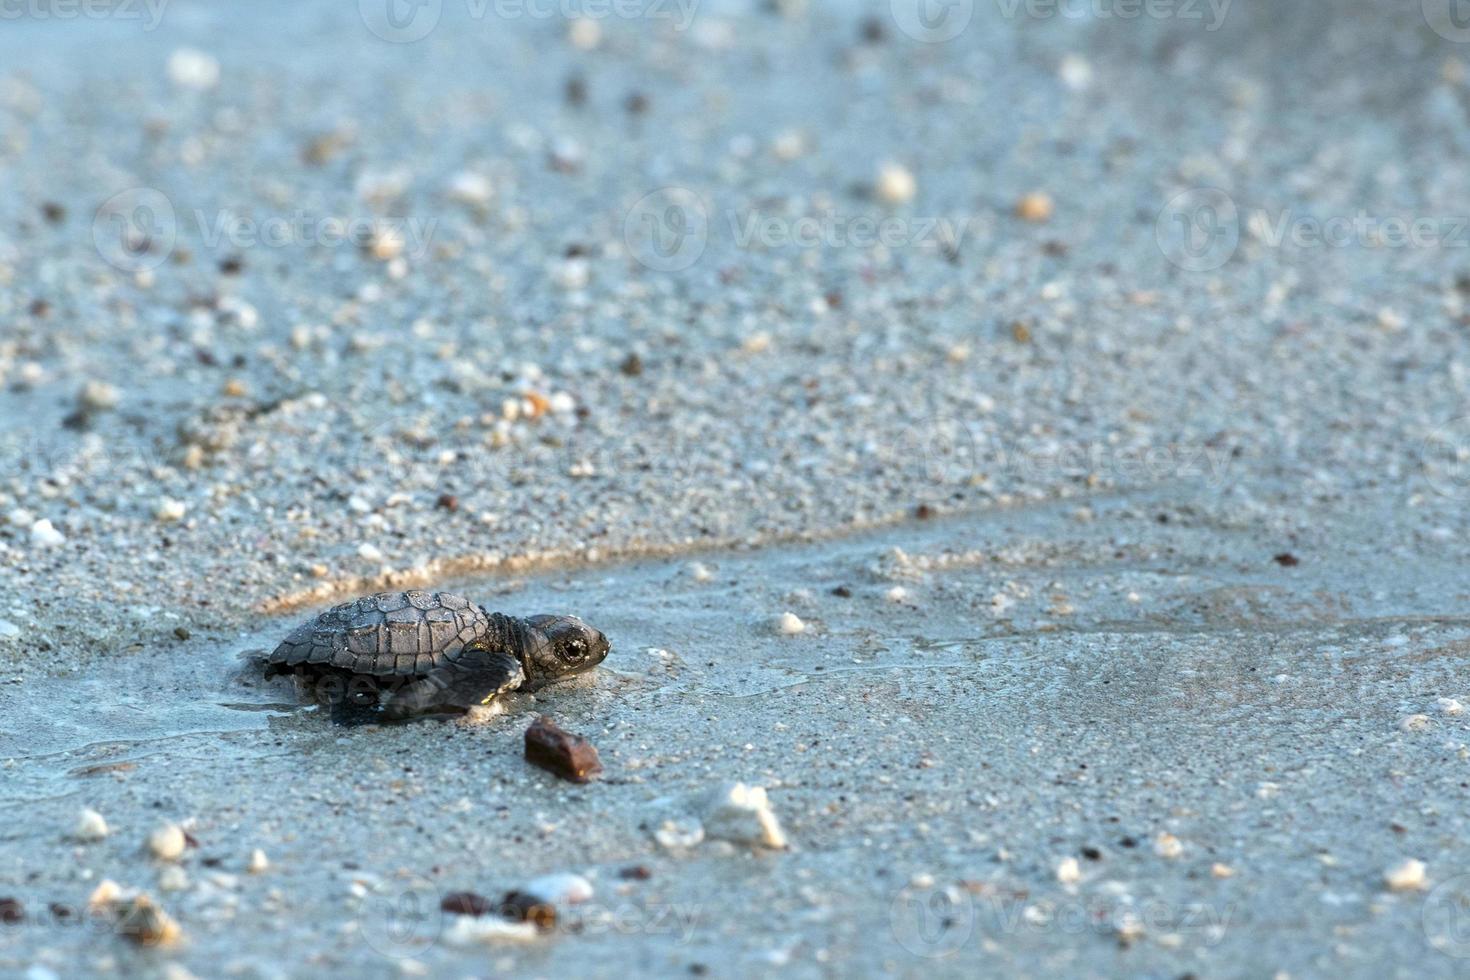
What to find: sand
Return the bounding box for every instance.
[3,0,1470,976]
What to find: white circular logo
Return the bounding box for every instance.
[890,0,973,42]
[624,187,709,273]
[93,187,176,272]
[360,0,442,43]
[1156,187,1239,272]
[1425,0,1470,43]
[1425,873,1470,958]
[889,883,973,958]
[1423,416,1470,499]
[356,873,442,958]
[893,416,979,487]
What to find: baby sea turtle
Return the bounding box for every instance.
[263,590,610,723]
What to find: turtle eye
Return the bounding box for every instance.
[566,638,586,660]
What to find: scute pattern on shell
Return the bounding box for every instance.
[267,590,494,677]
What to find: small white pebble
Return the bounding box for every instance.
[31,519,65,547]
[148,823,187,861]
[167,48,220,90]
[75,808,109,842]
[885,586,909,603]
[776,612,806,635]
[79,380,121,411]
[7,508,34,528]
[653,817,704,850]
[1153,832,1183,859]
[446,171,493,206]
[686,561,714,583]
[248,849,269,874]
[520,872,593,907]
[157,866,189,892]
[1384,858,1428,892]
[567,16,601,50]
[1058,53,1093,91]
[358,543,385,562]
[1435,697,1464,716]
[1056,857,1081,884]
[1211,862,1235,878]
[701,782,788,849]
[1400,714,1433,732]
[155,498,187,523]
[875,162,917,205]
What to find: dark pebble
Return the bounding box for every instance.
[0,897,21,924]
[619,865,652,880]
[435,493,459,512]
[524,716,603,783]
[619,352,644,377]
[831,585,852,598]
[1273,552,1299,567]
[440,891,494,917]
[500,891,557,931]
[174,626,191,641]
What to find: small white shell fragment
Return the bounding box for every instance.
[567,17,601,50]
[653,817,704,850]
[875,162,917,205]
[519,873,593,907]
[686,561,714,583]
[155,498,187,523]
[248,849,270,874]
[167,48,220,90]
[1211,863,1235,878]
[158,866,189,892]
[442,915,540,947]
[1384,858,1428,892]
[886,586,909,603]
[88,879,126,911]
[31,519,65,547]
[148,822,188,861]
[446,171,493,206]
[357,542,385,562]
[1435,697,1464,716]
[1153,833,1183,859]
[701,782,788,849]
[1400,714,1432,732]
[776,612,805,635]
[1056,857,1081,884]
[75,808,109,842]
[79,380,121,411]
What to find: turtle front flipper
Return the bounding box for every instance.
[379,646,525,722]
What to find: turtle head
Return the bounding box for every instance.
[520,614,610,686]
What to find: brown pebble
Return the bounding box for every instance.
[1015,191,1054,223]
[441,891,494,917]
[41,202,67,223]
[500,891,557,931]
[619,352,644,377]
[0,897,22,924]
[173,626,190,641]
[860,16,886,42]
[624,91,650,115]
[619,865,653,880]
[1011,321,1032,344]
[219,256,244,275]
[831,585,852,598]
[115,896,180,947]
[565,74,587,106]
[28,299,51,318]
[524,716,603,783]
[435,493,459,512]
[1273,552,1300,567]
[914,504,934,520]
